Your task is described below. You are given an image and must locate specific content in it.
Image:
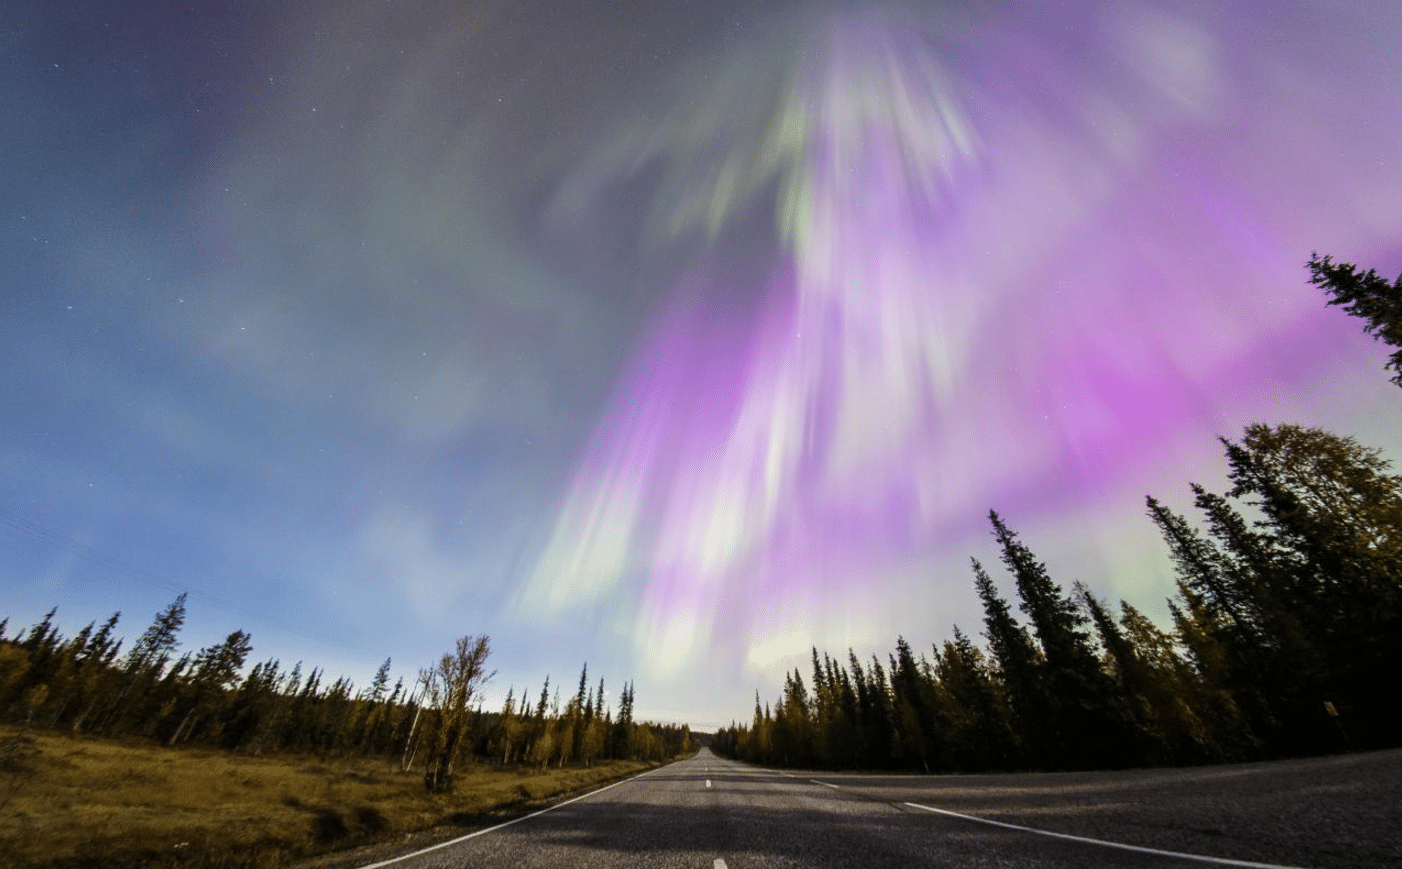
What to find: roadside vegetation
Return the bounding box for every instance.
[717,255,1402,773]
[0,725,657,869]
[0,599,692,868]
[0,607,691,779]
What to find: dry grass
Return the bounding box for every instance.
[0,727,653,869]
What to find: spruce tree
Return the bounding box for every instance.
[890,637,937,772]
[123,594,187,677]
[987,512,1124,767]
[101,594,187,734]
[1221,424,1402,747]
[1309,253,1402,387]
[972,556,1042,763]
[1146,496,1257,642]
[367,658,392,703]
[936,627,1018,769]
[612,681,634,759]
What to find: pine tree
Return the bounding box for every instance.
[1221,424,1402,747]
[367,658,392,703]
[101,594,186,734]
[123,594,187,678]
[171,630,254,745]
[866,656,896,768]
[1190,480,1318,751]
[491,687,518,764]
[534,677,551,720]
[936,627,1018,770]
[0,641,31,700]
[1119,600,1246,762]
[69,612,121,732]
[1077,585,1172,764]
[1224,425,1402,607]
[846,651,884,766]
[565,663,589,765]
[1309,253,1402,387]
[19,608,60,657]
[772,670,813,767]
[1146,497,1257,642]
[889,637,940,772]
[988,512,1124,768]
[988,513,1100,677]
[749,692,773,763]
[615,681,635,758]
[827,655,862,768]
[972,556,1043,762]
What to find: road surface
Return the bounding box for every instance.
[352,747,1399,869]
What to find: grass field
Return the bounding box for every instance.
[0,727,656,869]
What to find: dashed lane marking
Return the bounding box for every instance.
[905,803,1309,869]
[713,859,728,869]
[811,779,842,789]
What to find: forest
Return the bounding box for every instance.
[3,254,1399,779]
[714,421,1401,772]
[715,256,1402,772]
[0,605,692,791]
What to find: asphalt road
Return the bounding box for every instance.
[352,747,1400,869]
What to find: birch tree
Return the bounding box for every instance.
[421,635,493,792]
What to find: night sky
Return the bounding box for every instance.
[4,1,1401,730]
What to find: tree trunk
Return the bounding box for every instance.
[169,707,196,746]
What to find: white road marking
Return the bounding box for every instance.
[905,803,1308,869]
[706,779,712,788]
[811,779,842,790]
[352,774,644,869]
[713,859,728,869]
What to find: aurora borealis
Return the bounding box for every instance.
[4,1,1402,728]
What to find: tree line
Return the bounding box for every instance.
[0,601,692,791]
[715,421,1400,772]
[715,253,1402,773]
[3,253,1397,778]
